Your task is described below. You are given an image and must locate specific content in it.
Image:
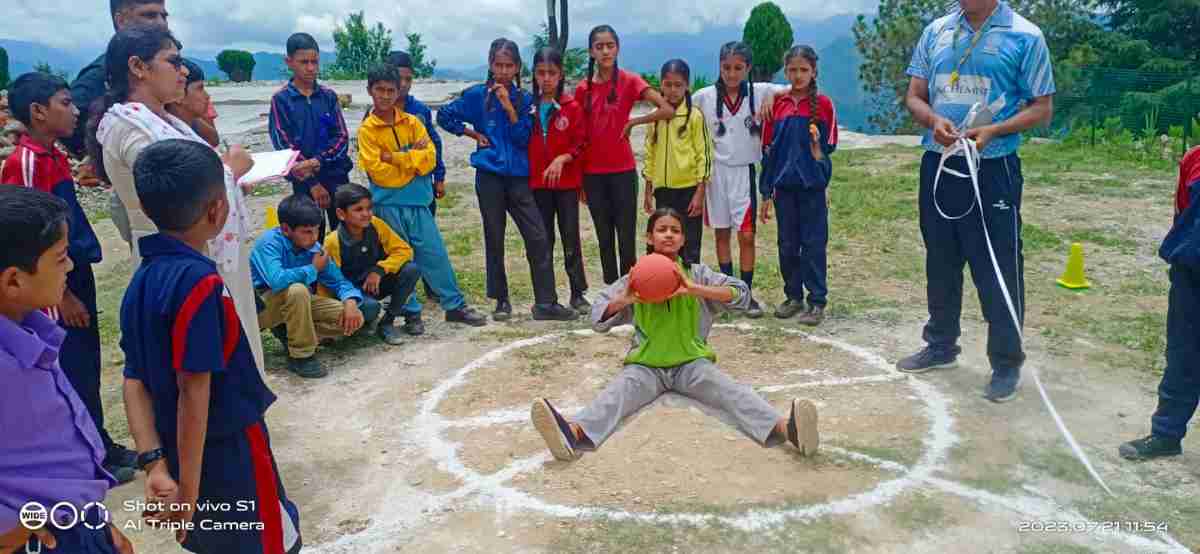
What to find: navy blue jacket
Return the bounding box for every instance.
[122,234,275,446]
[760,94,839,197]
[1161,183,1200,270]
[268,80,353,193]
[437,83,533,177]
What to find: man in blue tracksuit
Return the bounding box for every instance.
[898,0,1056,403]
[1119,148,1200,460]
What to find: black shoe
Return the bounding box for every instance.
[403,312,425,336]
[1119,434,1182,461]
[105,444,137,468]
[570,293,591,314]
[493,299,513,321]
[532,302,579,321]
[270,324,288,344]
[775,298,805,319]
[446,306,488,327]
[287,356,328,379]
[746,297,765,319]
[104,462,136,485]
[983,367,1021,403]
[896,346,961,374]
[376,315,405,345]
[796,305,826,326]
[531,398,579,461]
[787,399,820,456]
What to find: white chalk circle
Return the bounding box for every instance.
[415,324,958,530]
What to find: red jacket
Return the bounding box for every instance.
[529,94,586,190]
[1178,146,1200,215]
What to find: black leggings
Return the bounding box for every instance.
[584,171,639,284]
[654,186,703,266]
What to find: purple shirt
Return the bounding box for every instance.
[0,311,114,532]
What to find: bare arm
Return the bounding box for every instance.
[176,372,211,508]
[629,87,675,128]
[905,77,958,147]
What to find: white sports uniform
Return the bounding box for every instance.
[693,83,787,230]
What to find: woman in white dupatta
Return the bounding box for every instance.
[89,25,265,373]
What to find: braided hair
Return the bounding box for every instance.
[86,24,179,183]
[650,59,692,144]
[784,45,821,137]
[714,41,759,138]
[584,24,621,120]
[484,38,522,112]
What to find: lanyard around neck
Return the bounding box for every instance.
[949,5,999,86]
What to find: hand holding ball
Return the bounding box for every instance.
[629,254,683,304]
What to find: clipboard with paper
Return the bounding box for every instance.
[237,149,302,187]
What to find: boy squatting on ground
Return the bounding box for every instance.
[251,194,378,379]
[0,187,134,554]
[323,184,422,346]
[358,64,489,328]
[530,208,820,461]
[121,140,301,554]
[1119,146,1200,461]
[1,72,139,482]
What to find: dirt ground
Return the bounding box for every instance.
[85,121,1199,554]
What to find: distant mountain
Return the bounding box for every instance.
[817,34,871,132]
[1,39,93,79]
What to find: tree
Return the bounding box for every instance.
[0,47,9,91]
[852,0,1125,132]
[1094,0,1200,64]
[529,24,587,80]
[332,11,392,78]
[33,61,68,81]
[217,49,256,82]
[406,32,437,79]
[742,2,794,82]
[545,0,569,52]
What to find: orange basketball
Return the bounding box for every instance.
[629,253,682,303]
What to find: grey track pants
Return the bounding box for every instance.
[574,358,785,450]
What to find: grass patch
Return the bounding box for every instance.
[1079,311,1167,373]
[1020,445,1094,486]
[835,440,922,467]
[249,181,288,198]
[1015,542,1095,554]
[1067,228,1138,252]
[516,342,575,377]
[888,491,952,532]
[1077,487,1200,547]
[958,468,1025,496]
[551,512,853,554]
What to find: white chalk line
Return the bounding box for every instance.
[307,325,1187,553]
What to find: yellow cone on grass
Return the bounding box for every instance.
[1056,242,1091,290]
[264,206,279,230]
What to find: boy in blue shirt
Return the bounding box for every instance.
[251,195,378,379]
[1,72,138,482]
[120,139,301,554]
[269,32,352,240]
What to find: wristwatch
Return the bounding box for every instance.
[136,448,167,470]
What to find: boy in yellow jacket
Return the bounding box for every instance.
[642,60,713,266]
[358,64,488,332]
[323,184,421,344]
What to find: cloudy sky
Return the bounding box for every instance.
[5,0,877,66]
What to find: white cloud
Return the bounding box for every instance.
[3,0,877,66]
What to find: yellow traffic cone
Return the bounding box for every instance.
[1056,242,1091,290]
[264,206,279,231]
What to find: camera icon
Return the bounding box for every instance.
[19,502,48,531]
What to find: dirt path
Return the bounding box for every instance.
[89,125,1198,553]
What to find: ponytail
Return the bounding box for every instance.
[87,24,178,183]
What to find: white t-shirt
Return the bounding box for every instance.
[693,83,787,167]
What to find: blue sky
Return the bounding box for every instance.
[4,0,878,66]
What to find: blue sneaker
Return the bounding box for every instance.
[531,398,579,461]
[896,345,961,374]
[984,368,1021,403]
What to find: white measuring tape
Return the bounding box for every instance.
[932,105,1114,496]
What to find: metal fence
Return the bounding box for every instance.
[1051,66,1200,156]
